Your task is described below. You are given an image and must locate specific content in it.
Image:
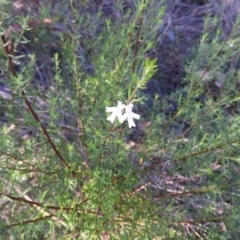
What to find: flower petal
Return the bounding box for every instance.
[123,103,141,128]
[106,101,126,124]
[127,117,136,128]
[107,114,116,123]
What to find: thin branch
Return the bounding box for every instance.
[155,20,240,143]
[4,214,54,228]
[0,191,88,212]
[1,34,75,174]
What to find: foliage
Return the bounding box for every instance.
[0,0,240,239]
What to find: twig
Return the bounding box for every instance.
[1,34,75,174]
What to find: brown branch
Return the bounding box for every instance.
[0,192,88,211]
[4,214,54,228]
[180,217,228,224]
[1,34,75,173]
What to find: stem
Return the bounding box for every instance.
[4,215,54,228]
[131,0,146,74]
[98,125,115,169]
[0,191,88,211]
[176,137,240,162]
[69,1,89,163]
[1,34,74,173]
[155,20,240,143]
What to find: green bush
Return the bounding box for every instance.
[0,0,240,239]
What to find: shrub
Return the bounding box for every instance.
[0,0,240,239]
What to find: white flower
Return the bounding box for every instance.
[106,101,140,128]
[106,101,126,123]
[122,103,140,128]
